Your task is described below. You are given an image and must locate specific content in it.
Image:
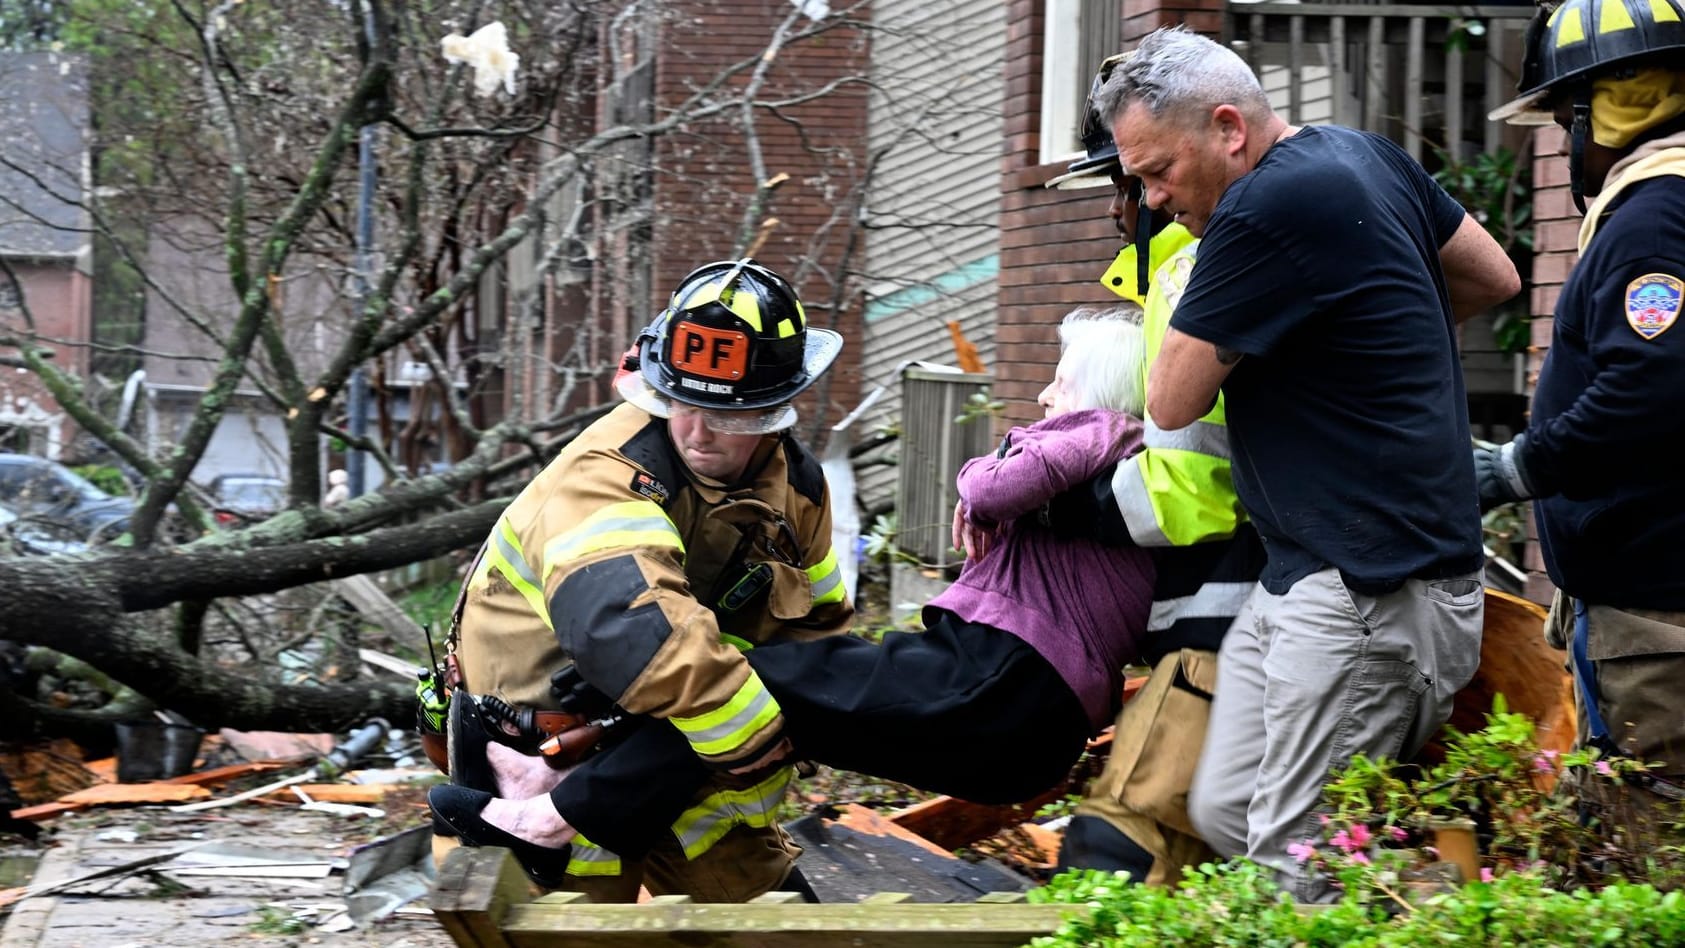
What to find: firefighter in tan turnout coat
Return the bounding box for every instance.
[433,258,851,902]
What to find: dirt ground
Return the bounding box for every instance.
[1,792,456,947]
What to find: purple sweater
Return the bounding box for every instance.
[926,409,1155,731]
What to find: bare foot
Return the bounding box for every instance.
[487,740,573,799]
[481,793,578,849]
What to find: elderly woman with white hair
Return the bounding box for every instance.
[434,305,1158,875]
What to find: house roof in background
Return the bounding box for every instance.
[0,52,91,259]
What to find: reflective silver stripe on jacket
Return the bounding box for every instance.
[1147,582,1256,634]
[1143,418,1231,459]
[1113,457,1171,548]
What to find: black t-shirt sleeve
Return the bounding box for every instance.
[1171,212,1314,357]
[1427,174,1467,245]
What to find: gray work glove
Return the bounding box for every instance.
[1473,434,1536,513]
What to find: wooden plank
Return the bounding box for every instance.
[161,759,299,787]
[1446,43,1465,161]
[1365,16,1384,134]
[833,804,953,858]
[1288,15,1305,124]
[1405,16,1424,160]
[497,901,1081,948]
[11,801,85,822]
[58,783,211,805]
[268,784,391,804]
[431,847,535,948]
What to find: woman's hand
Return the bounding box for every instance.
[951,499,993,561]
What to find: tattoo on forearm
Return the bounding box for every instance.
[1215,345,1244,365]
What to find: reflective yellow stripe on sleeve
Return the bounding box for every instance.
[564,834,623,877]
[806,548,845,605]
[672,767,794,860]
[483,518,553,631]
[670,669,781,758]
[541,500,685,582]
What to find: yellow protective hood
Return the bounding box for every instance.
[1099,222,1197,304]
[1591,68,1685,150]
[1579,129,1685,249]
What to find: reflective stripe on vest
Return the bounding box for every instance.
[540,500,685,582]
[1147,581,1255,634]
[480,518,554,631]
[564,833,622,877]
[1113,441,1245,548]
[672,766,794,860]
[806,548,845,605]
[670,668,780,758]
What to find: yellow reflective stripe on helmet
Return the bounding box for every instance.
[1601,0,1637,33]
[682,280,764,332]
[806,549,845,605]
[671,767,794,860]
[541,501,685,581]
[670,670,780,757]
[1653,0,1681,23]
[1553,3,1587,45]
[485,518,553,631]
[775,318,797,339]
[564,834,623,877]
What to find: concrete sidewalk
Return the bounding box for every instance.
[2,807,454,947]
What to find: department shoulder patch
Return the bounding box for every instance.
[630,470,670,505]
[1625,273,1683,340]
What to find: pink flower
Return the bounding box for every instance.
[1534,754,1556,773]
[1348,823,1373,848]
[1350,851,1371,865]
[1288,842,1318,864]
[1596,760,1615,777]
[1319,814,1332,826]
[1480,868,1495,883]
[1330,829,1353,852]
[1425,846,1439,858]
[1387,826,1408,842]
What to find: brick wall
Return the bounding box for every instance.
[646,1,870,438]
[993,0,1224,428]
[1524,124,1573,604]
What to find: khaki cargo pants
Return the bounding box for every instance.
[1546,591,1685,824]
[1067,648,1220,885]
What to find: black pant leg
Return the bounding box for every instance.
[549,718,710,857]
[747,612,1090,803]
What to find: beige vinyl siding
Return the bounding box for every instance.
[857,0,1006,511]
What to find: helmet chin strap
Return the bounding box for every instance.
[1569,91,1592,216]
[1133,180,1154,299]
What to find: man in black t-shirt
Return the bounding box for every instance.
[1092,27,1521,901]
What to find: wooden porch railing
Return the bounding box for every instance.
[1225,3,1538,163]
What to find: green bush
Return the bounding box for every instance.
[1026,705,1685,945]
[1029,866,1685,947]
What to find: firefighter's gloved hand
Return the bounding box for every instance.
[1473,434,1537,512]
[1039,462,1134,547]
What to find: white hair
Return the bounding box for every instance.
[1055,304,1145,416]
[1093,27,1270,129]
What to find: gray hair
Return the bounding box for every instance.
[1093,27,1270,130]
[1056,304,1145,416]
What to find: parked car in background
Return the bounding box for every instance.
[0,503,90,556]
[207,473,287,526]
[0,454,134,544]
